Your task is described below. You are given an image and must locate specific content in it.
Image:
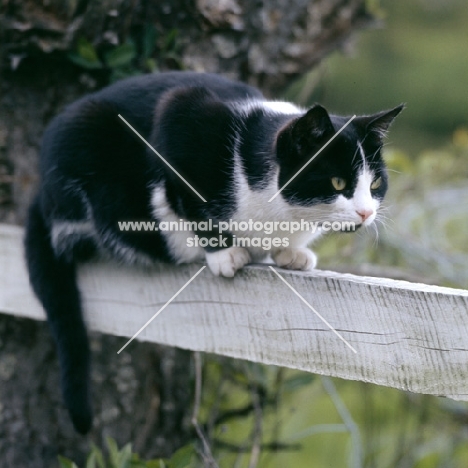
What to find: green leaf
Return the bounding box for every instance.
[68,37,102,69]
[142,24,157,59]
[162,29,178,52]
[104,438,133,468]
[106,437,121,467]
[77,37,99,62]
[117,443,133,468]
[68,52,103,69]
[104,42,136,69]
[167,445,195,468]
[140,461,166,468]
[145,58,157,72]
[85,444,106,468]
[58,456,79,468]
[129,454,151,468]
[85,452,97,468]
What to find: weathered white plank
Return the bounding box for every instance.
[2,223,468,400]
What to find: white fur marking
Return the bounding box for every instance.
[151,185,205,263]
[51,220,95,255]
[333,166,379,226]
[232,99,303,117]
[230,156,325,261]
[358,142,367,169]
[261,101,303,114]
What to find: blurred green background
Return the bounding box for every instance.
[288,0,468,154]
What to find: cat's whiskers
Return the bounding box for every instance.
[372,222,381,246]
[375,204,395,229]
[350,144,362,169]
[374,216,394,236]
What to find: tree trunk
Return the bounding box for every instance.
[0,0,373,465]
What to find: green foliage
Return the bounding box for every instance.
[59,339,468,467]
[364,0,384,18]
[59,438,195,468]
[58,456,79,468]
[68,38,102,70]
[104,42,137,69]
[166,446,195,468]
[67,26,183,83]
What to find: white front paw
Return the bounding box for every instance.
[272,247,317,271]
[206,247,251,277]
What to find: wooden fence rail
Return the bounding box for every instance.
[1,223,468,400]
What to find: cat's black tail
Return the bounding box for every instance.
[25,196,92,434]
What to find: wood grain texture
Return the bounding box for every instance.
[2,224,468,400]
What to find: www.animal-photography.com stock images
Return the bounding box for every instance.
[1,1,468,467]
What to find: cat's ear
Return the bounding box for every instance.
[290,104,335,156]
[358,104,405,140]
[293,104,334,141]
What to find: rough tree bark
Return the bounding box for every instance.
[0,0,374,466]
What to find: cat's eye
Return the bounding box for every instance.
[370,177,382,190]
[331,177,346,191]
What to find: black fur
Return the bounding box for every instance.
[276,105,403,204]
[25,196,92,434]
[25,71,403,433]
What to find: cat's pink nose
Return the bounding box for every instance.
[356,209,374,222]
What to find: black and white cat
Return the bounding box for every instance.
[25,71,403,433]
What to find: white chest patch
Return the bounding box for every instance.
[230,159,325,260]
[151,185,205,264]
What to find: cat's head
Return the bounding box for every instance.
[275,103,404,228]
